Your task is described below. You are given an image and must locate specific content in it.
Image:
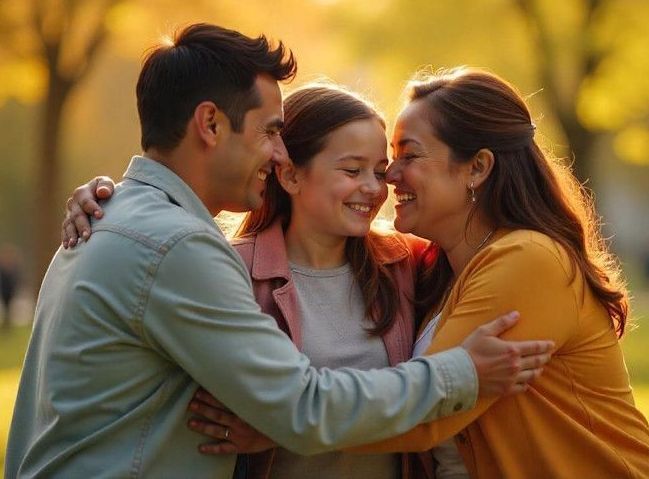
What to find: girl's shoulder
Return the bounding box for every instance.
[368,229,433,266]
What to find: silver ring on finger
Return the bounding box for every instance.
[224,426,230,440]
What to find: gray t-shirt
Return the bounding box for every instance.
[270,263,399,479]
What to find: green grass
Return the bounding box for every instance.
[1,367,20,474]
[633,385,649,417]
[0,326,30,370]
[2,314,649,472]
[622,317,649,385]
[621,312,649,415]
[0,325,30,475]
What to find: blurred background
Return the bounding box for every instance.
[1,0,648,470]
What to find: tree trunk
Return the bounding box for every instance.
[33,71,70,287]
[26,0,115,290]
[556,110,597,187]
[514,0,604,188]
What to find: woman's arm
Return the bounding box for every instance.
[187,388,277,454]
[350,234,577,453]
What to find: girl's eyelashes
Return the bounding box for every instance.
[339,168,387,180]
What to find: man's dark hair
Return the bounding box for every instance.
[136,23,297,151]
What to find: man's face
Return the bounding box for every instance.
[212,75,287,213]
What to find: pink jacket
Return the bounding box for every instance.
[231,220,430,479]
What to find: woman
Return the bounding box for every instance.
[346,67,649,478]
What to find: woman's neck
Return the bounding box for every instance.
[284,220,347,269]
[440,217,495,278]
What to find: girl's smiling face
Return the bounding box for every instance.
[286,117,389,239]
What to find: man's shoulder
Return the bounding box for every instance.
[95,182,223,250]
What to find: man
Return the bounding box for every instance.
[7,23,552,478]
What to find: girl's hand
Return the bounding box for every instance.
[62,176,115,248]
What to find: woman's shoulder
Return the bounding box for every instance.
[474,228,573,279]
[493,229,568,258]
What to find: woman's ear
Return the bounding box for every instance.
[469,148,495,188]
[275,161,301,195]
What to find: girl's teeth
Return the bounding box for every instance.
[348,204,371,212]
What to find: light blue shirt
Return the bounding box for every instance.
[6,156,477,478]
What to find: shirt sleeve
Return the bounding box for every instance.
[350,234,580,453]
[140,230,478,455]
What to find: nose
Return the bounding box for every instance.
[386,161,401,184]
[360,173,384,197]
[272,135,290,167]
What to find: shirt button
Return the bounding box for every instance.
[453,402,463,412]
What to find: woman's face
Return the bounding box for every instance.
[387,99,470,242]
[288,117,389,239]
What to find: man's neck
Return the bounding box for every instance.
[143,147,220,216]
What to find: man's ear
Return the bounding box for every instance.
[468,148,495,188]
[275,161,301,195]
[193,101,230,146]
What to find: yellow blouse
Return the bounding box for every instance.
[353,229,649,478]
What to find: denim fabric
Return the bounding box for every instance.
[6,156,476,479]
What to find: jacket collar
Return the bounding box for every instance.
[250,220,292,281]
[250,219,411,281]
[371,232,411,265]
[123,155,219,233]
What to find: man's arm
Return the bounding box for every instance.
[142,230,479,455]
[63,182,549,452]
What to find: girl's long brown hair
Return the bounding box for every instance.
[413,68,628,337]
[238,84,399,336]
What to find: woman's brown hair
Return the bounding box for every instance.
[412,68,628,337]
[237,84,399,336]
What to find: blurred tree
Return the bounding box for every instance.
[328,0,649,186]
[515,0,603,184]
[2,0,647,289]
[515,0,649,186]
[0,0,122,286]
[0,0,345,288]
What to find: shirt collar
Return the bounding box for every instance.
[249,219,412,281]
[251,220,292,281]
[123,155,218,232]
